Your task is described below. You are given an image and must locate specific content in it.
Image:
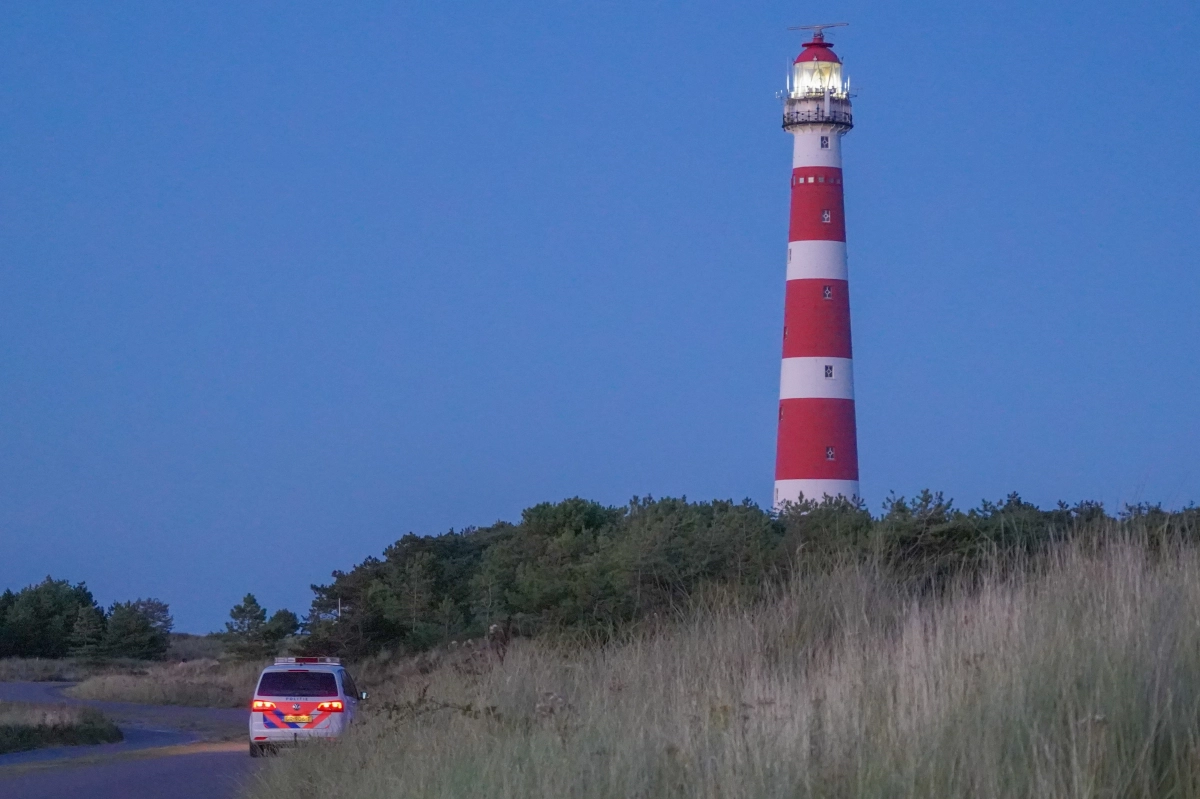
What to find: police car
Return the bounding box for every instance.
[248,657,366,756]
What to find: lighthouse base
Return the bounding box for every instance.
[774,479,860,509]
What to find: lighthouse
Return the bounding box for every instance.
[774,25,859,507]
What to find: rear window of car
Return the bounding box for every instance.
[256,670,339,697]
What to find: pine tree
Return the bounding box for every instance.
[434,596,463,639]
[102,600,170,660]
[225,594,268,660]
[399,552,435,631]
[225,595,297,659]
[2,578,101,658]
[68,605,106,659]
[132,599,173,638]
[263,609,299,652]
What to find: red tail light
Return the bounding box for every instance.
[252,700,277,711]
[316,700,344,713]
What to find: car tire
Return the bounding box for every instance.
[250,742,262,758]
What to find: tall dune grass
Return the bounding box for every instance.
[244,535,1200,798]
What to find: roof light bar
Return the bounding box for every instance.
[274,656,341,665]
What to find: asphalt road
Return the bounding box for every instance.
[0,748,260,799]
[0,681,263,799]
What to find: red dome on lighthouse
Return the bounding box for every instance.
[794,34,841,64]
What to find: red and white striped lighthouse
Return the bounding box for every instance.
[774,25,859,507]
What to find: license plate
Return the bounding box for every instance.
[283,714,312,723]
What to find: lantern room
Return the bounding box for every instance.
[787,33,849,99]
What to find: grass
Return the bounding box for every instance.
[242,536,1200,799]
[0,635,225,685]
[0,657,152,683]
[64,659,265,708]
[0,701,123,754]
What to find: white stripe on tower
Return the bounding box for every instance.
[779,357,855,399]
[774,29,860,508]
[786,241,847,281]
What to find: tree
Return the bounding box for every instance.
[434,596,463,639]
[102,599,171,660]
[225,594,267,659]
[0,589,17,658]
[0,578,101,658]
[263,609,299,649]
[397,551,435,632]
[132,599,173,639]
[225,594,297,659]
[69,605,107,659]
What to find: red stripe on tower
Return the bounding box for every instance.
[774,26,860,507]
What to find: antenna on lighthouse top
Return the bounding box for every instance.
[787,22,848,40]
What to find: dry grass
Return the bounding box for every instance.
[243,538,1200,799]
[167,633,226,661]
[65,659,266,708]
[0,657,138,683]
[0,637,224,685]
[0,701,122,754]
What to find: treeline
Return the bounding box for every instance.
[0,578,172,660]
[302,492,1200,658]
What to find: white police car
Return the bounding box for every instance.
[248,657,366,756]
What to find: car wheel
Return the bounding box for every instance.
[249,742,262,758]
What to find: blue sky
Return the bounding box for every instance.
[2,1,1197,632]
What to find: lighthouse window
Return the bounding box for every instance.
[820,136,830,149]
[824,364,834,379]
[822,285,833,300]
[808,176,815,183]
[826,446,836,461]
[818,176,825,183]
[821,209,832,223]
